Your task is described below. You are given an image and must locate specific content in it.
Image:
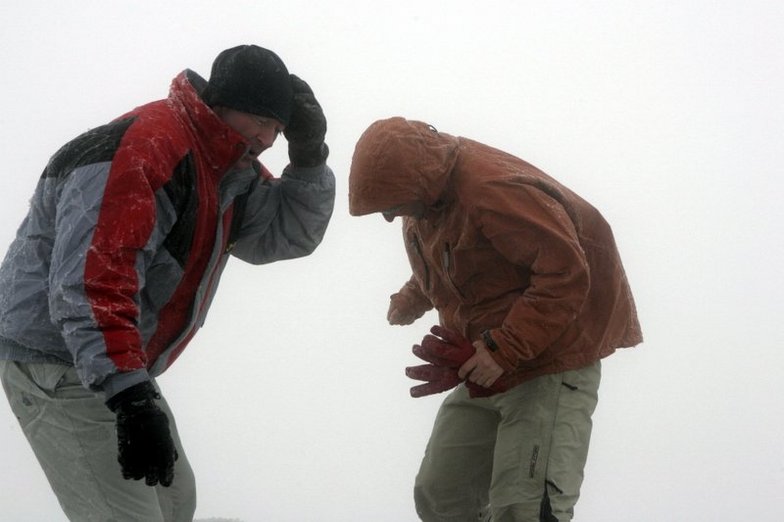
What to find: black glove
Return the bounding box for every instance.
[106,381,178,487]
[283,74,328,167]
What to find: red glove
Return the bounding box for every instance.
[405,325,506,398]
[405,364,462,398]
[413,325,475,367]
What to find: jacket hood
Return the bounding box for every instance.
[348,117,459,216]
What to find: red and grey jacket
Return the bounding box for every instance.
[0,70,335,399]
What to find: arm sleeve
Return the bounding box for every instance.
[49,162,154,392]
[390,276,434,318]
[229,163,336,264]
[475,180,590,371]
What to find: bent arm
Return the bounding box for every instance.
[49,162,153,396]
[230,163,336,264]
[476,182,590,371]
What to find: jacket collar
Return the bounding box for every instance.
[167,70,249,178]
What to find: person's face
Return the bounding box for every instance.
[381,202,426,222]
[216,107,285,169]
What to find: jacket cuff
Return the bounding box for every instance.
[482,329,517,372]
[101,369,151,403]
[283,158,331,183]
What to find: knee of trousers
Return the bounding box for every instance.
[414,477,486,520]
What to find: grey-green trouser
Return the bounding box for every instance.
[0,360,196,522]
[414,361,601,522]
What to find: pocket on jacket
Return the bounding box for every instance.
[405,232,430,291]
[442,243,466,299]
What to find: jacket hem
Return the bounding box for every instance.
[0,336,72,366]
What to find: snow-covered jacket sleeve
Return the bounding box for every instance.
[473,180,591,371]
[49,160,155,393]
[229,163,336,263]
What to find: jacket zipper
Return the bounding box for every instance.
[409,233,430,290]
[442,243,466,299]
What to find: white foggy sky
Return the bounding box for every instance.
[1,1,782,521]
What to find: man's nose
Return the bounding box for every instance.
[256,128,279,149]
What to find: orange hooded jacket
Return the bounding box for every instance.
[349,117,642,389]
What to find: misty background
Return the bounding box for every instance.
[1,1,782,520]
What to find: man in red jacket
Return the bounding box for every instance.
[349,117,641,521]
[0,45,334,521]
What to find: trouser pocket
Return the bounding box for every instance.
[1,361,73,428]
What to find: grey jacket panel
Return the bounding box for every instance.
[230,164,336,264]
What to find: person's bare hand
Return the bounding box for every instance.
[458,342,503,388]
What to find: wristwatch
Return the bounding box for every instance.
[481,330,499,352]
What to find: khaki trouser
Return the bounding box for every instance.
[414,361,601,522]
[1,360,196,522]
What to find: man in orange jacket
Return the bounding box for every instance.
[349,117,642,521]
